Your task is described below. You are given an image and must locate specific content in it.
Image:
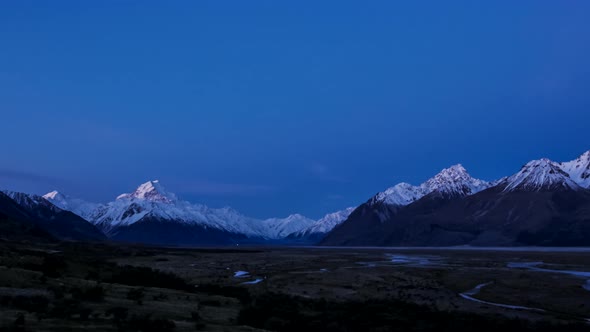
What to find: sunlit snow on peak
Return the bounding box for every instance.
[560,150,590,189]
[42,190,63,200]
[116,180,177,203]
[504,158,580,192]
[374,164,491,206]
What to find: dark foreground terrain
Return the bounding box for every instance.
[1,241,590,331]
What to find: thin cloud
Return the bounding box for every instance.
[0,169,63,185]
[0,169,69,196]
[172,180,275,196]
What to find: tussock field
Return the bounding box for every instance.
[1,241,590,331]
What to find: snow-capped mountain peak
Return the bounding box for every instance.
[116,180,177,203]
[560,150,590,189]
[504,158,580,192]
[423,164,490,197]
[43,190,64,201]
[374,164,491,206]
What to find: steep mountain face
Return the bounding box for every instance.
[88,181,279,243]
[0,191,55,241]
[560,151,590,189]
[44,180,334,245]
[43,191,102,221]
[383,174,590,247]
[0,191,104,241]
[321,165,491,246]
[503,159,580,192]
[110,216,249,246]
[324,155,590,247]
[286,207,356,243]
[116,180,177,203]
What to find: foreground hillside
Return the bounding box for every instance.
[1,241,589,331]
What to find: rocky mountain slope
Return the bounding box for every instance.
[321,165,492,246]
[322,151,590,247]
[0,191,104,241]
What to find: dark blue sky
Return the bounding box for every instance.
[1,1,590,218]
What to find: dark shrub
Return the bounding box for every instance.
[127,288,145,305]
[238,293,590,332]
[105,307,129,325]
[190,311,201,322]
[40,255,67,278]
[194,284,250,303]
[106,266,190,291]
[49,298,82,319]
[78,307,93,321]
[122,314,176,332]
[0,295,50,313]
[71,285,105,302]
[200,299,222,307]
[152,293,168,301]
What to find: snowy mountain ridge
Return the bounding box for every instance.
[5,191,52,210]
[40,149,590,244]
[371,150,590,208]
[43,191,102,220]
[560,151,590,189]
[290,207,356,238]
[44,181,347,240]
[374,164,492,207]
[502,158,580,192]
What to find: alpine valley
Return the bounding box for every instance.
[2,150,590,247]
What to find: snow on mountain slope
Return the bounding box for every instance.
[560,150,590,189]
[422,164,491,197]
[291,207,356,237]
[43,191,103,221]
[374,183,429,206]
[374,164,491,206]
[44,180,319,240]
[4,191,54,210]
[87,181,268,237]
[261,214,317,238]
[503,158,580,192]
[311,207,356,233]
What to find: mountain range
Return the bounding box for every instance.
[40,180,350,245]
[1,150,590,247]
[322,150,590,246]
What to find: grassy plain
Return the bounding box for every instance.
[1,241,589,331]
